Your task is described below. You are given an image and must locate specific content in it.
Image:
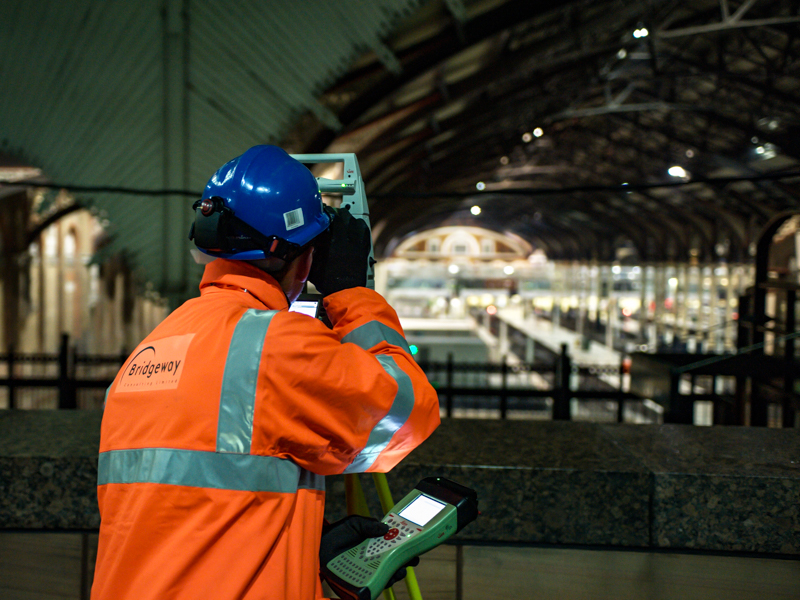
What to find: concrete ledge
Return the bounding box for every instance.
[1,411,798,555]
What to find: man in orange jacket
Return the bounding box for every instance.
[92,145,440,599]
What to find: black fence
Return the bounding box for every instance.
[0,334,124,410]
[417,344,655,423]
[1,334,661,423]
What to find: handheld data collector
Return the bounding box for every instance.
[322,477,479,600]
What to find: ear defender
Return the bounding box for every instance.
[189,197,233,253]
[189,196,304,261]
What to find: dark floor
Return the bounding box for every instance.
[2,533,798,600]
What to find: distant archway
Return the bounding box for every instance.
[391,226,533,261]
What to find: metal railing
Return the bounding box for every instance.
[417,344,653,422]
[0,334,659,423]
[0,334,124,409]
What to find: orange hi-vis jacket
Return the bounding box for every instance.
[92,259,440,600]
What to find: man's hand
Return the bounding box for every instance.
[320,515,388,570]
[308,206,371,296]
[319,515,420,592]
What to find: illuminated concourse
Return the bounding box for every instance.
[1,1,799,599]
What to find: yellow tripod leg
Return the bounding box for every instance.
[372,473,424,600]
[344,473,371,517]
[344,474,398,600]
[343,474,424,600]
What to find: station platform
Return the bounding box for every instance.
[402,309,652,423]
[401,309,622,367]
[494,306,621,367]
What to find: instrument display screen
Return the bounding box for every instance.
[398,494,446,527]
[289,300,319,318]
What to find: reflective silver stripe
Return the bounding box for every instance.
[98,448,324,493]
[298,468,326,492]
[343,355,415,473]
[341,321,411,354]
[217,309,278,453]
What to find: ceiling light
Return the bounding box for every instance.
[533,127,543,137]
[0,166,43,182]
[617,49,627,59]
[470,205,482,215]
[522,132,533,143]
[503,265,515,275]
[448,264,460,274]
[754,143,777,159]
[685,149,694,158]
[476,182,486,191]
[668,165,687,178]
[633,27,649,38]
[500,156,509,165]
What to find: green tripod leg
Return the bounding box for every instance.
[343,473,424,600]
[372,473,423,600]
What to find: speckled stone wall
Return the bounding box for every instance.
[1,411,101,529]
[2,410,798,555]
[605,424,800,555]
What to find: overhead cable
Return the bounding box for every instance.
[5,169,800,200]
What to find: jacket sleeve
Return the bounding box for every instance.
[251,287,440,476]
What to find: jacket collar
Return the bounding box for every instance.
[199,259,289,310]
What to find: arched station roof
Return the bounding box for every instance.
[1,0,799,298]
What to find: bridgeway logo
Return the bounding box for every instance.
[117,334,195,393]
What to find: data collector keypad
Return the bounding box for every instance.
[330,513,424,586]
[363,513,423,560]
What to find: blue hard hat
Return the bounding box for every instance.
[193,145,330,261]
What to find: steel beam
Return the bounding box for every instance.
[162,0,190,306]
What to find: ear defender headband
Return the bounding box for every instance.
[188,196,303,261]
